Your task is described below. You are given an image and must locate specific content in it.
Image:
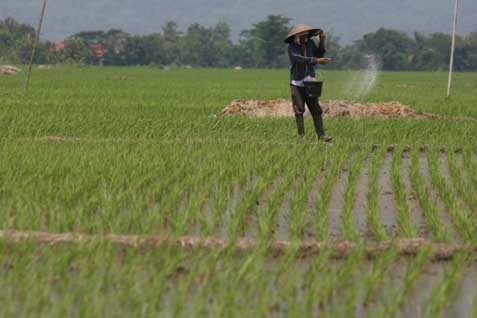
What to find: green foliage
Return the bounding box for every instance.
[2,16,477,70]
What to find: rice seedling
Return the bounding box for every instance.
[425,252,469,318]
[379,245,432,317]
[314,145,349,240]
[409,147,449,242]
[340,148,369,241]
[289,146,331,241]
[362,247,400,305]
[427,149,474,242]
[367,145,389,241]
[446,149,477,216]
[391,145,419,238]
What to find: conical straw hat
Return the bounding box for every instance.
[284,24,321,43]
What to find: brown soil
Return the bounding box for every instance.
[0,65,21,75]
[221,99,461,120]
[0,230,473,261]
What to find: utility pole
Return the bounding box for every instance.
[447,0,459,98]
[25,0,48,93]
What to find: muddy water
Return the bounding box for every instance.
[378,152,398,236]
[401,152,428,237]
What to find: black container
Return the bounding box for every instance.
[304,80,324,98]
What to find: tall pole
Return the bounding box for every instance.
[447,0,459,98]
[24,0,48,93]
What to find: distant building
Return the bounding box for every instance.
[89,43,105,66]
[54,41,65,52]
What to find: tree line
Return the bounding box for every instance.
[1,15,476,71]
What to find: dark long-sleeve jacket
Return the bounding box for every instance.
[288,39,326,81]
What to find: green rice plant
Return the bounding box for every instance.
[462,147,477,191]
[409,147,449,242]
[391,146,419,238]
[227,146,289,240]
[314,145,349,240]
[302,246,332,316]
[362,247,400,305]
[367,145,389,241]
[257,163,297,241]
[425,252,468,318]
[289,146,331,241]
[447,149,477,216]
[328,246,365,317]
[341,148,369,241]
[427,149,474,242]
[380,245,432,317]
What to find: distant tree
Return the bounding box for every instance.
[64,37,90,63]
[240,15,291,68]
[103,29,131,65]
[359,28,414,70]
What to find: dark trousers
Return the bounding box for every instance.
[290,85,326,138]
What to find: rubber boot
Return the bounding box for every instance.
[295,114,305,138]
[312,114,326,138]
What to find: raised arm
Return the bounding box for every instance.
[288,44,317,65]
[313,33,327,58]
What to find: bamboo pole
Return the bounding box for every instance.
[24,0,48,93]
[447,0,459,98]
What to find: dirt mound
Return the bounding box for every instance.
[0,65,21,75]
[221,99,444,120]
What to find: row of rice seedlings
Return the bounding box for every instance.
[227,145,289,240]
[302,246,333,315]
[169,143,257,235]
[425,252,469,318]
[446,150,477,216]
[0,142,208,234]
[208,145,265,237]
[288,147,331,241]
[214,144,282,239]
[274,246,306,317]
[0,243,187,317]
[207,247,270,317]
[153,147,220,231]
[171,249,227,317]
[427,149,474,242]
[172,164,222,236]
[462,147,477,191]
[257,159,298,241]
[340,148,369,241]
[379,246,432,317]
[366,145,389,241]
[362,247,400,305]
[391,146,419,238]
[92,143,210,233]
[314,146,350,240]
[409,148,449,242]
[326,246,366,317]
[139,144,217,233]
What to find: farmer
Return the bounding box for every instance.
[285,24,332,142]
